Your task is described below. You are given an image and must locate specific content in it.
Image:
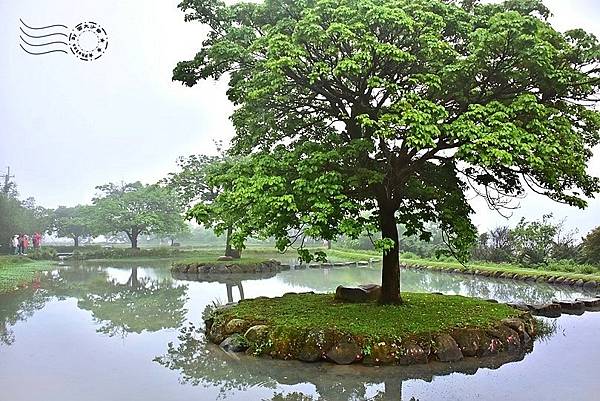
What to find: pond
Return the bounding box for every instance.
[1,261,599,401]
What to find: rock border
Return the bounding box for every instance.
[508,297,600,317]
[171,259,286,274]
[405,263,600,290]
[204,292,536,366]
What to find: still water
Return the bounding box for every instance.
[1,262,599,401]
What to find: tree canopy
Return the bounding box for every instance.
[50,205,94,247]
[167,153,243,257]
[175,0,600,303]
[91,182,186,248]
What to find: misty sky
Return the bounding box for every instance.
[0,0,599,236]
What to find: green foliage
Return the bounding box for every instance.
[581,226,600,264]
[90,182,186,248]
[28,247,58,260]
[50,205,94,246]
[71,246,182,260]
[511,215,558,265]
[175,0,600,299]
[0,193,51,253]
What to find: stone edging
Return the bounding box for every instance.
[508,297,600,317]
[204,293,536,366]
[405,263,600,290]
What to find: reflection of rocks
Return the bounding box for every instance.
[172,259,285,274]
[155,323,543,401]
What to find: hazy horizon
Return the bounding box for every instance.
[1,0,599,236]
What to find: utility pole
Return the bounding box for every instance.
[1,166,15,194]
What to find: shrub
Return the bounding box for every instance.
[29,247,58,260]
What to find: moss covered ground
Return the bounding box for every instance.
[217,292,521,340]
[0,256,56,294]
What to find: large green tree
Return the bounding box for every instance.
[166,153,242,257]
[175,0,600,303]
[582,226,600,265]
[91,182,186,249]
[50,205,94,247]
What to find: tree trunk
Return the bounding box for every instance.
[126,230,139,249]
[73,236,79,248]
[224,226,233,257]
[379,207,402,304]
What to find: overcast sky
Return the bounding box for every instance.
[0,0,598,237]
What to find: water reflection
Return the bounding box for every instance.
[0,262,598,401]
[278,266,597,304]
[155,323,536,401]
[0,286,47,345]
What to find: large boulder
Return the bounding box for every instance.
[529,303,561,317]
[397,340,428,365]
[434,334,463,362]
[244,325,270,343]
[334,284,381,303]
[451,328,490,357]
[217,256,234,261]
[225,318,251,335]
[220,334,249,352]
[326,341,362,365]
[298,330,332,362]
[487,325,521,352]
[370,342,398,364]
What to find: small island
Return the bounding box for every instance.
[172,258,286,274]
[204,291,536,366]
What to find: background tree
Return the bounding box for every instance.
[0,189,50,252]
[50,205,94,247]
[91,182,185,249]
[472,226,513,263]
[175,0,600,303]
[581,226,600,265]
[167,153,242,257]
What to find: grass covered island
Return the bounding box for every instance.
[171,257,286,274]
[205,292,536,366]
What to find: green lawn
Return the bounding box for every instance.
[0,256,56,294]
[216,292,521,339]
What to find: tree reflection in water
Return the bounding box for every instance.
[45,265,189,337]
[0,285,47,346]
[155,322,552,401]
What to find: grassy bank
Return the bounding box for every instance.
[0,256,56,293]
[331,247,600,283]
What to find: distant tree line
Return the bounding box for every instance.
[0,177,188,252]
[472,214,600,266]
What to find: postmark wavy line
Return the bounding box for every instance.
[20,27,67,38]
[20,19,68,30]
[19,44,67,55]
[20,36,67,47]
